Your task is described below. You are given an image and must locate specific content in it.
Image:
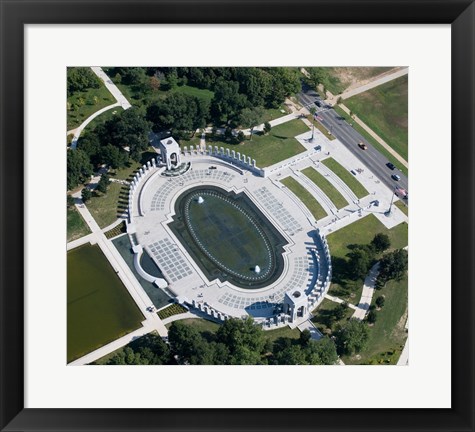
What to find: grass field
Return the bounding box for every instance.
[281,176,328,220]
[173,85,214,103]
[86,183,125,228]
[332,106,408,177]
[326,215,408,303]
[67,207,90,242]
[344,75,408,161]
[67,244,144,362]
[165,318,300,343]
[343,274,408,365]
[301,167,348,209]
[321,157,368,199]
[67,85,115,130]
[192,119,309,167]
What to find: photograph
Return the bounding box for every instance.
[66,66,409,366]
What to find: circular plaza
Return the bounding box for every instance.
[126,139,332,328]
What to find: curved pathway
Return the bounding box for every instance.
[69,67,132,149]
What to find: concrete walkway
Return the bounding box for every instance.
[324,294,357,310]
[352,262,380,320]
[297,319,323,341]
[68,67,132,149]
[397,337,409,365]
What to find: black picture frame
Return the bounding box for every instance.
[1,1,474,431]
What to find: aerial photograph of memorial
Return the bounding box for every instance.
[67,66,408,366]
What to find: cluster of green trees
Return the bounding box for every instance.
[346,233,392,280]
[67,67,101,97]
[100,318,339,366]
[109,67,300,127]
[335,319,369,356]
[67,108,152,190]
[305,67,342,96]
[168,318,338,365]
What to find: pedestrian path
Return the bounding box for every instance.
[297,319,323,341]
[68,67,132,149]
[352,262,379,320]
[324,294,357,310]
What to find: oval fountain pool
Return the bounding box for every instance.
[169,186,288,289]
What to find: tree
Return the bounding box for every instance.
[299,329,312,346]
[67,67,101,96]
[367,310,377,324]
[149,75,161,92]
[337,319,369,355]
[347,247,372,280]
[100,108,152,161]
[239,106,265,140]
[379,249,408,282]
[305,337,339,365]
[67,149,93,189]
[375,296,385,308]
[237,131,245,142]
[100,144,129,169]
[371,233,391,253]
[333,303,347,321]
[97,173,110,194]
[81,187,92,202]
[168,321,214,365]
[263,121,272,135]
[67,194,75,208]
[147,93,209,138]
[210,78,248,124]
[216,317,267,365]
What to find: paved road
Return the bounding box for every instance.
[298,86,409,202]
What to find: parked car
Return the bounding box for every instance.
[391,174,401,181]
[386,162,396,170]
[358,142,368,150]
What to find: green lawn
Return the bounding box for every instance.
[67,244,144,362]
[281,176,328,220]
[173,85,214,103]
[67,85,116,130]
[82,106,124,133]
[322,157,368,199]
[343,274,408,365]
[311,298,354,335]
[86,183,125,228]
[327,214,408,259]
[67,207,90,242]
[395,200,408,216]
[344,75,408,161]
[165,318,220,334]
[166,317,300,344]
[261,105,291,123]
[302,167,348,209]
[332,105,408,177]
[326,215,408,303]
[194,119,308,167]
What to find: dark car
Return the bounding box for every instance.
[315,101,322,107]
[386,162,396,170]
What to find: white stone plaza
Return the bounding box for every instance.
[125,128,407,329]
